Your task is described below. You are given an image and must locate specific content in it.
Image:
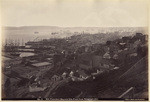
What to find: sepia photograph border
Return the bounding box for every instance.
[0,0,149,102]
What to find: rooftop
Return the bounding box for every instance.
[20,52,35,57]
[32,62,51,67]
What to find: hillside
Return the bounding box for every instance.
[100,56,148,99]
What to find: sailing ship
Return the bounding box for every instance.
[4,38,22,56]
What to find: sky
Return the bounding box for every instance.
[0,0,149,27]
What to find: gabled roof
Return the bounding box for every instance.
[103,52,111,59]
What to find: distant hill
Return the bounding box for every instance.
[1,26,147,45]
[2,26,60,30]
[2,26,146,35]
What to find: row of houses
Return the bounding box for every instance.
[73,33,147,74]
[42,33,147,85]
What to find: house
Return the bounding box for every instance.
[46,58,53,61]
[131,33,145,44]
[118,50,123,53]
[85,46,92,52]
[29,75,36,84]
[29,84,46,92]
[133,33,144,40]
[130,53,137,57]
[78,70,89,79]
[103,52,111,59]
[113,67,120,70]
[46,58,53,63]
[62,72,67,79]
[91,70,103,76]
[92,55,103,68]
[122,36,132,43]
[73,70,80,77]
[77,53,102,70]
[51,75,61,82]
[113,54,118,59]
[126,43,134,50]
[61,50,69,57]
[69,71,74,77]
[119,42,126,50]
[77,53,92,70]
[103,64,109,68]
[99,58,113,69]
[133,40,141,48]
[103,46,110,52]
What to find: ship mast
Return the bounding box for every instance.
[22,38,24,46]
[17,39,20,46]
[5,38,8,46]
